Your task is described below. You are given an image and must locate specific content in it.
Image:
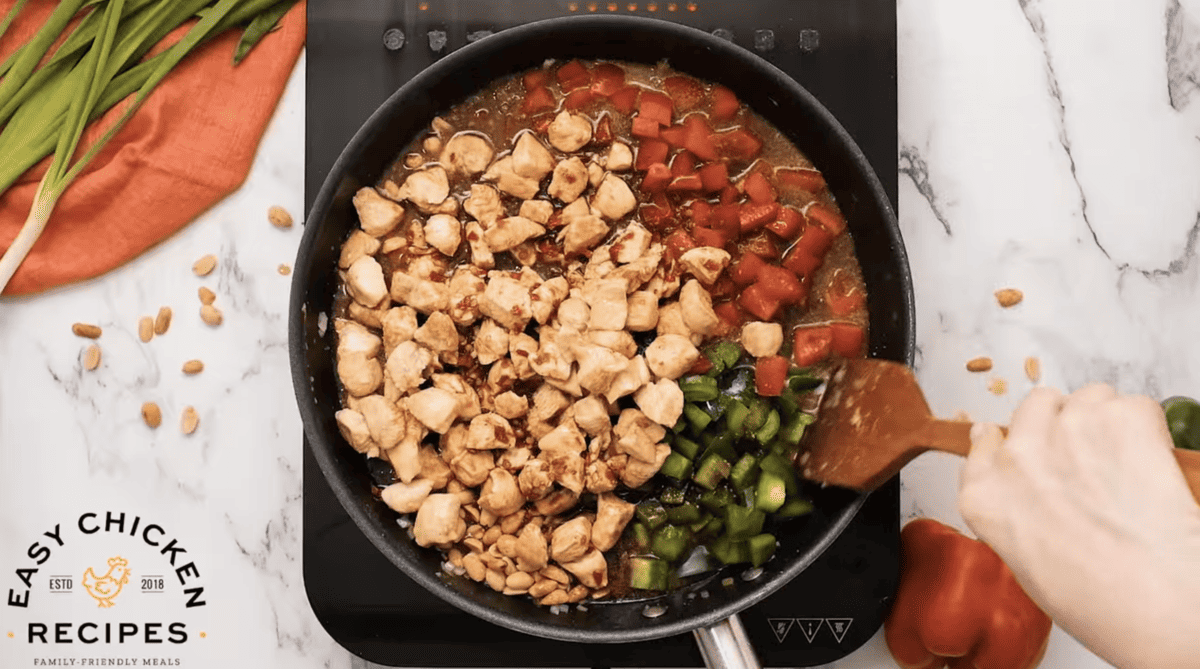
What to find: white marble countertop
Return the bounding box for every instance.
[4,1,1198,667]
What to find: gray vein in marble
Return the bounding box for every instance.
[899,145,952,236]
[1167,0,1200,110]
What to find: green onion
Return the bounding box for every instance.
[0,0,31,46]
[233,0,298,65]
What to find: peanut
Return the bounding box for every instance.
[994,288,1023,308]
[966,357,993,372]
[200,304,223,327]
[198,287,216,305]
[485,569,506,592]
[267,205,293,229]
[138,316,154,342]
[181,407,200,435]
[193,254,217,276]
[154,307,172,335]
[528,579,557,598]
[505,571,534,591]
[463,554,486,582]
[538,589,570,606]
[1025,356,1041,383]
[988,377,1008,395]
[182,360,204,375]
[142,402,162,429]
[83,345,101,371]
[72,323,102,339]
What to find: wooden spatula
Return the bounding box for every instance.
[797,358,1200,503]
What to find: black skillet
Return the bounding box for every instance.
[290,13,914,666]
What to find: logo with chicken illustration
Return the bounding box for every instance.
[82,556,131,608]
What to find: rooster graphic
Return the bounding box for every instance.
[82,556,131,608]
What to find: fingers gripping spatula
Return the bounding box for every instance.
[798,358,1200,503]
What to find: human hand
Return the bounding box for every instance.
[960,384,1200,669]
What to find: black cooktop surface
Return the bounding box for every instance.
[304,1,899,666]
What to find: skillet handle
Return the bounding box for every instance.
[693,614,762,669]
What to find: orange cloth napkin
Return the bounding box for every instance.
[0,1,306,296]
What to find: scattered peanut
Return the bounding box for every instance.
[988,377,1008,395]
[182,360,204,375]
[277,264,291,276]
[154,307,172,335]
[181,406,200,435]
[198,286,216,305]
[142,402,162,429]
[966,357,993,372]
[83,345,101,371]
[994,288,1023,308]
[268,205,294,229]
[72,323,102,339]
[138,316,154,342]
[200,304,223,327]
[1025,356,1041,383]
[192,254,217,276]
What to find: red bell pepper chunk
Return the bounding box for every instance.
[640,193,674,228]
[563,88,597,111]
[665,230,697,259]
[737,283,780,321]
[825,270,867,317]
[795,221,836,257]
[635,139,670,171]
[659,124,688,148]
[708,203,741,237]
[743,171,777,204]
[714,300,749,330]
[693,226,729,249]
[697,162,729,192]
[631,114,661,139]
[884,519,1052,669]
[711,85,740,123]
[782,246,822,278]
[667,174,703,192]
[714,128,763,161]
[681,114,718,161]
[590,63,626,97]
[556,60,592,92]
[639,90,674,126]
[523,69,550,91]
[829,323,865,358]
[755,264,806,305]
[776,167,826,192]
[719,184,740,204]
[766,206,804,240]
[754,356,790,397]
[710,276,738,299]
[741,231,781,260]
[806,202,847,235]
[792,326,833,367]
[739,202,780,233]
[641,163,672,193]
[689,355,715,375]
[670,151,697,177]
[664,75,706,111]
[609,85,641,115]
[688,200,712,227]
[521,86,556,116]
[593,114,614,144]
[729,252,768,285]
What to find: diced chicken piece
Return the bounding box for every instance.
[560,197,592,226]
[645,334,701,380]
[392,166,450,213]
[464,221,495,269]
[345,256,389,308]
[423,214,462,257]
[339,230,383,269]
[413,494,466,547]
[512,131,556,181]
[559,548,607,589]
[592,493,637,552]
[625,291,659,332]
[467,413,516,450]
[587,161,605,189]
[544,447,586,495]
[414,311,460,355]
[585,458,618,493]
[380,235,407,255]
[591,173,636,221]
[656,301,703,346]
[390,272,451,314]
[604,355,651,404]
[418,444,454,489]
[680,279,720,337]
[571,343,631,396]
[511,333,541,379]
[530,385,570,424]
[529,337,573,382]
[538,421,587,457]
[335,409,376,453]
[583,279,628,331]
[605,142,633,171]
[430,198,459,216]
[531,276,569,324]
[621,442,672,488]
[385,341,434,394]
[587,330,637,358]
[573,396,611,437]
[336,319,382,358]
[498,446,532,472]
[478,276,532,330]
[446,268,486,326]
[606,243,664,293]
[353,187,405,237]
[550,516,593,563]
[519,199,554,224]
[406,218,428,251]
[464,184,504,227]
[635,378,685,428]
[493,391,530,419]
[611,223,652,264]
[514,523,549,572]
[546,111,593,153]
[406,254,449,282]
[613,408,667,463]
[559,214,610,256]
[518,459,555,501]
[484,216,545,252]
[348,301,389,329]
[514,266,543,290]
[556,297,591,331]
[431,116,453,136]
[439,133,494,176]
[543,365,584,397]
[479,468,524,516]
[381,479,435,514]
[742,321,784,358]
[535,489,580,516]
[357,394,406,450]
[390,419,426,483]
[474,318,510,365]
[484,155,540,199]
[548,157,589,203]
[338,353,383,397]
[679,246,732,286]
[380,306,418,357]
[432,373,482,420]
[405,387,460,434]
[487,358,518,394]
[446,432,495,487]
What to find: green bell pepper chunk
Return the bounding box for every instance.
[755,409,781,444]
[725,400,750,435]
[660,486,687,506]
[693,452,732,489]
[636,499,669,530]
[747,533,777,567]
[667,502,703,525]
[699,487,736,512]
[680,375,720,402]
[758,452,800,495]
[779,412,815,446]
[776,497,814,518]
[629,522,652,550]
[652,524,691,562]
[660,452,693,480]
[729,453,761,490]
[709,535,749,565]
[674,436,702,460]
[725,505,766,539]
[684,403,713,433]
[755,470,787,513]
[629,556,670,590]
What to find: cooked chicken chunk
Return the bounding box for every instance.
[634,378,685,428]
[391,166,450,212]
[509,332,541,379]
[591,173,636,221]
[467,412,516,450]
[464,221,495,269]
[573,396,611,437]
[345,256,389,308]
[535,489,580,516]
[440,133,494,176]
[418,444,454,489]
[424,214,462,257]
[475,318,510,365]
[484,155,540,199]
[555,297,590,331]
[530,276,569,324]
[680,279,720,336]
[625,291,659,331]
[493,391,530,419]
[413,494,466,547]
[592,493,637,552]
[385,340,434,394]
[406,254,450,282]
[390,272,451,314]
[612,223,652,264]
[621,442,671,488]
[587,330,637,358]
[357,394,406,450]
[530,385,570,424]
[484,216,546,253]
[519,199,554,224]
[514,523,549,572]
[645,333,701,380]
[604,355,651,404]
[546,111,592,152]
[353,187,405,237]
[656,301,703,346]
[479,468,524,516]
[605,141,633,171]
[606,243,664,293]
[339,230,382,269]
[550,516,593,563]
[512,131,556,181]
[447,268,487,326]
[560,214,610,256]
[464,184,504,227]
[443,426,495,487]
[613,408,667,463]
[382,479,435,514]
[479,275,533,330]
[583,279,628,331]
[348,301,389,329]
[335,409,376,453]
[337,352,383,397]
[529,336,572,382]
[679,246,732,286]
[380,306,418,357]
[560,197,592,225]
[432,373,482,420]
[414,311,460,355]
[337,319,383,358]
[572,343,631,396]
[405,387,460,434]
[559,547,608,589]
[518,459,555,501]
[741,321,784,358]
[548,157,589,203]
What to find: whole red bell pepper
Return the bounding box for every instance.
[884,518,1053,669]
